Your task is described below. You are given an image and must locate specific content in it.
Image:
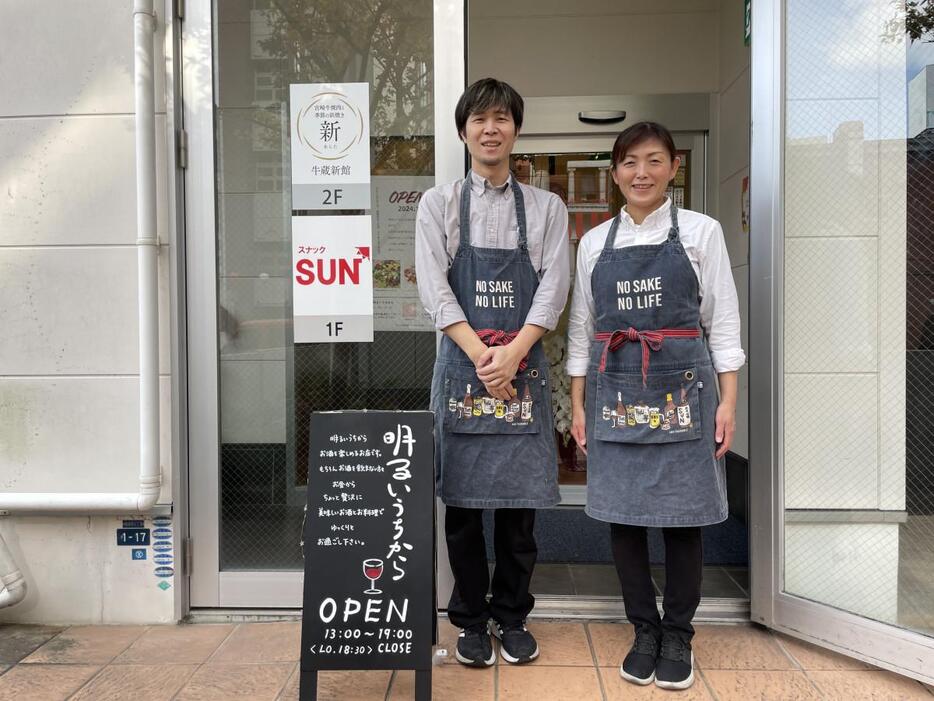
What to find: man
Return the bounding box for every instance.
[415,78,570,667]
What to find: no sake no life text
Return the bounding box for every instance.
[301,411,434,672]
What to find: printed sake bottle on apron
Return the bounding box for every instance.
[428,174,559,509]
[583,205,728,527]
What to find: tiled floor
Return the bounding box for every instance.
[0,620,931,700]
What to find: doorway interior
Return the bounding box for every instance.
[465,0,752,616]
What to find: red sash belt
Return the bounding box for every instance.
[476,328,529,371]
[594,327,700,386]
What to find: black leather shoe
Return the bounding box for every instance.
[455,622,495,667]
[619,628,660,685]
[655,633,694,690]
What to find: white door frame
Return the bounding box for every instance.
[183,0,466,609]
[747,0,934,684]
[184,0,221,608]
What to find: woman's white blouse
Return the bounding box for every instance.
[565,198,746,377]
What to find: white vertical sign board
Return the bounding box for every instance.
[290,83,371,210]
[292,215,373,343]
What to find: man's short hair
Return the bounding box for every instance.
[455,78,524,136]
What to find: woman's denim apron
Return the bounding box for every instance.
[584,206,728,526]
[429,175,560,509]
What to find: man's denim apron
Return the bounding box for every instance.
[429,175,560,509]
[584,206,728,526]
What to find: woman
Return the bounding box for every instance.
[566,122,745,690]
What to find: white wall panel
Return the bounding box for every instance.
[717,72,751,182]
[785,132,879,238]
[732,264,749,366]
[0,246,171,375]
[733,363,749,458]
[0,0,166,117]
[784,374,879,509]
[719,168,749,266]
[718,0,750,90]
[471,0,719,17]
[784,238,878,374]
[0,116,169,246]
[785,523,899,623]
[0,376,172,500]
[0,516,175,625]
[468,13,719,97]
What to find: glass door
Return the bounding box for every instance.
[750,0,934,683]
[185,0,465,608]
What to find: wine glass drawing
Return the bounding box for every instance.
[363,558,383,595]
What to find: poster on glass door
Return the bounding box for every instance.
[292,215,373,343]
[289,83,371,210]
[371,176,435,332]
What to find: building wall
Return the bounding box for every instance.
[0,1,178,624]
[469,0,720,97]
[716,0,751,459]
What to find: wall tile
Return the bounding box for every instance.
[0,116,169,246]
[0,376,173,499]
[784,374,879,509]
[0,516,175,625]
[0,0,166,116]
[0,246,171,375]
[785,127,879,238]
[785,522,899,623]
[784,238,877,374]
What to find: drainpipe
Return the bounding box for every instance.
[0,0,161,517]
[0,519,27,608]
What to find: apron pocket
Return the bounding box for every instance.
[594,367,702,444]
[442,365,543,435]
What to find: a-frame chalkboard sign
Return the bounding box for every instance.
[299,411,435,700]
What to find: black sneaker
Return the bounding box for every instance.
[455,622,495,667]
[492,620,539,664]
[619,628,660,685]
[655,633,694,690]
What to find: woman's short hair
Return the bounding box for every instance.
[611,121,677,167]
[455,78,524,136]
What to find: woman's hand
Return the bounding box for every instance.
[570,376,587,454]
[714,370,738,459]
[571,404,588,455]
[714,401,736,459]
